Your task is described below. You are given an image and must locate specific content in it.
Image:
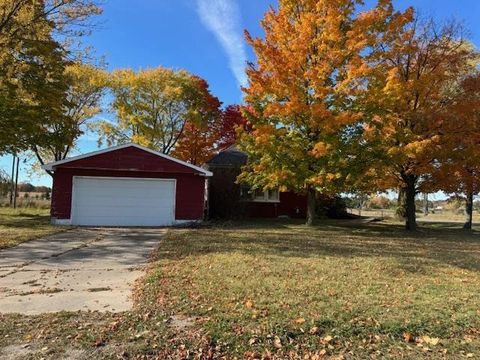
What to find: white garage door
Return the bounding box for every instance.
[71,177,176,226]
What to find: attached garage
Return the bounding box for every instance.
[42,144,212,226]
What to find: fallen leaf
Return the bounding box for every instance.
[403,332,414,343]
[421,336,440,346]
[274,336,282,349]
[94,338,105,347]
[135,330,150,339]
[323,335,333,343]
[294,317,305,324]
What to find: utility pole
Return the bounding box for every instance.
[423,193,429,216]
[9,155,15,206]
[13,156,19,209]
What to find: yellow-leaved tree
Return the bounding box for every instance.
[97,67,221,156]
[32,63,108,176]
[0,0,102,154]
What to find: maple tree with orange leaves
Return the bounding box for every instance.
[426,74,480,229]
[241,0,480,230]
[361,12,479,230]
[172,77,222,165]
[240,0,409,226]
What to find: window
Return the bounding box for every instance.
[240,187,281,203]
[254,189,266,201]
[267,189,280,201]
[252,189,280,203]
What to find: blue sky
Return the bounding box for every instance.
[2,0,479,187]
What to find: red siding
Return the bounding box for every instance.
[246,192,307,219]
[51,147,207,222]
[57,146,201,174]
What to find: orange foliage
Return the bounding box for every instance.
[360,12,479,229]
[240,0,392,198]
[428,74,480,195]
[172,77,221,165]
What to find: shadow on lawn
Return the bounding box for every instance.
[159,219,480,274]
[0,214,51,228]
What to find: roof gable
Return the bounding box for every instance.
[42,144,212,176]
[207,147,248,167]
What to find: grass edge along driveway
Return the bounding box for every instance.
[0,208,65,250]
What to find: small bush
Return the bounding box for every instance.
[316,194,349,219]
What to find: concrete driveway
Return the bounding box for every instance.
[0,228,165,315]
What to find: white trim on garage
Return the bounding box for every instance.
[70,176,177,227]
[41,143,213,177]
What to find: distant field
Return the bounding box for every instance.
[0,196,50,209]
[350,208,476,225]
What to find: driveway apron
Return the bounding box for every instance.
[0,228,164,314]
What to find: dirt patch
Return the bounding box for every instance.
[0,344,96,360]
[0,344,33,360]
[168,315,195,331]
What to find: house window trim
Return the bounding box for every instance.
[250,189,281,204]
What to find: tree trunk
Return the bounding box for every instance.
[405,177,417,231]
[463,192,474,230]
[306,186,316,226]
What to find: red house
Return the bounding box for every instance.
[42,144,212,226]
[206,146,307,219]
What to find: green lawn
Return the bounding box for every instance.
[0,207,60,249]
[1,220,480,359]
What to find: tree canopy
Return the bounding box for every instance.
[360,13,480,230]
[240,0,402,225]
[97,68,221,155]
[240,0,480,230]
[0,0,102,154]
[33,62,108,176]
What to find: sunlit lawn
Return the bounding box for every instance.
[0,207,59,249]
[139,220,480,358]
[1,219,480,359]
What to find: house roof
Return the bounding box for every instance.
[206,148,248,167]
[42,143,213,176]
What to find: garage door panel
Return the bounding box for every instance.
[72,216,169,227]
[73,207,173,218]
[74,196,174,207]
[72,177,176,226]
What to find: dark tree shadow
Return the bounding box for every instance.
[156,219,480,274]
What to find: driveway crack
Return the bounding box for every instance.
[0,232,106,279]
